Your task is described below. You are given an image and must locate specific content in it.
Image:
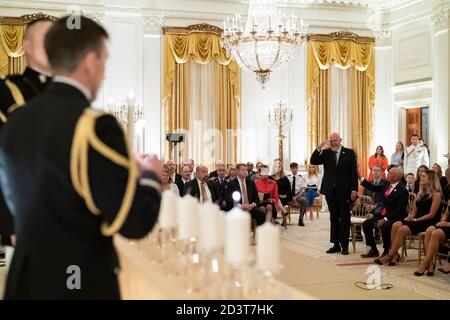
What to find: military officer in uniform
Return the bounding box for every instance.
[404,134,430,177]
[0,16,161,299]
[0,18,54,257]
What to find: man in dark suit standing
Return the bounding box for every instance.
[184,164,217,203]
[0,16,161,299]
[359,166,409,258]
[175,164,191,196]
[225,163,265,226]
[310,132,358,255]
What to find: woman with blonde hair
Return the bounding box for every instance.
[270,161,292,216]
[304,164,321,220]
[161,169,180,196]
[375,170,445,266]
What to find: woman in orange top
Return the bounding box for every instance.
[368,145,389,180]
[255,165,279,223]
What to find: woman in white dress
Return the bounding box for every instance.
[161,169,180,196]
[390,141,404,168]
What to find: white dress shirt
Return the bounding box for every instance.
[287,174,307,194]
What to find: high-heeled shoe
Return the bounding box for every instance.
[426,262,435,276]
[437,267,450,274]
[414,270,425,276]
[388,252,400,266]
[374,253,396,265]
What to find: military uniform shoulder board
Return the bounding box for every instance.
[4,79,25,114]
[70,107,138,237]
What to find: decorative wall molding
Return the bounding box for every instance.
[83,10,106,24]
[431,3,450,32]
[0,11,58,25]
[163,23,223,36]
[143,14,164,33]
[308,30,375,43]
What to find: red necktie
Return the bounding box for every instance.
[381,186,393,216]
[384,186,393,197]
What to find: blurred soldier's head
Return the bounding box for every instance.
[22,18,54,75]
[44,16,109,101]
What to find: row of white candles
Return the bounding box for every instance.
[159,190,281,272]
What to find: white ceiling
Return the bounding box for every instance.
[206,0,413,10]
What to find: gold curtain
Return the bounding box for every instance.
[0,24,26,76]
[306,32,375,177]
[162,25,241,167]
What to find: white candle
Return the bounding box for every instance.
[198,203,223,252]
[225,208,250,266]
[177,195,199,240]
[256,222,280,272]
[127,89,135,107]
[159,190,177,229]
[106,96,114,113]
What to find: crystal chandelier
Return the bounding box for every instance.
[221,0,308,88]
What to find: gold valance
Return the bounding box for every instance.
[310,40,373,71]
[0,12,57,76]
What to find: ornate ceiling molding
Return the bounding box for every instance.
[0,11,58,25]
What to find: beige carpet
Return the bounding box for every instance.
[276,210,450,300]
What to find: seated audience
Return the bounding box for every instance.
[211,163,229,210]
[184,165,217,203]
[255,165,279,223]
[161,169,180,196]
[432,163,448,191]
[225,163,266,226]
[226,166,237,181]
[405,173,415,193]
[270,161,292,214]
[166,159,181,183]
[209,160,224,179]
[414,201,450,276]
[175,164,192,197]
[287,162,308,226]
[390,142,404,167]
[359,166,409,258]
[375,170,445,266]
[368,145,389,180]
[251,162,263,181]
[413,165,428,193]
[444,169,450,202]
[247,162,256,178]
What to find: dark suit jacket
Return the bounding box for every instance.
[225,178,260,211]
[361,179,409,221]
[209,170,218,179]
[174,173,182,182]
[363,179,389,211]
[175,178,190,197]
[0,68,52,246]
[310,147,358,198]
[184,178,217,203]
[0,82,160,299]
[212,177,229,208]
